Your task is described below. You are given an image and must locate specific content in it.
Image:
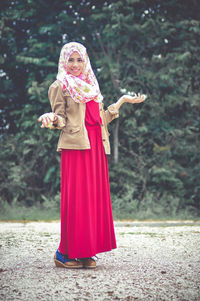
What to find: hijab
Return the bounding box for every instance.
[56,42,103,104]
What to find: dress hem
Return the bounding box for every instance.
[66,245,117,259]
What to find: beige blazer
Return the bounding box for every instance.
[48,80,119,154]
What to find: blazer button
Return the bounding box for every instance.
[69,129,72,133]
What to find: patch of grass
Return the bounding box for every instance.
[0,201,60,221]
[0,199,199,222]
[112,206,200,221]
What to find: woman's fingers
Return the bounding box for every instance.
[134,94,147,103]
[38,113,55,128]
[45,116,51,124]
[43,116,51,127]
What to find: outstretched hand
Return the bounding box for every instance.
[122,93,147,104]
[114,93,147,110]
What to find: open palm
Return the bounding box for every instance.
[122,93,147,104]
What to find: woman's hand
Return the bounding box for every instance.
[38,112,58,128]
[114,93,147,110]
[122,93,147,104]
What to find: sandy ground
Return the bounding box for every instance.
[0,221,200,301]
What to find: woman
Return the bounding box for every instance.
[38,42,146,269]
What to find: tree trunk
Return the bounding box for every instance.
[113,118,119,164]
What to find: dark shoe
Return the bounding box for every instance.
[80,257,96,269]
[54,249,83,269]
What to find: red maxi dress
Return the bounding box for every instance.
[58,100,117,259]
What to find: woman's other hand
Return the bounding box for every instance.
[122,93,147,104]
[114,93,147,110]
[38,112,57,128]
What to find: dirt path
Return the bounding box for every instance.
[0,221,200,301]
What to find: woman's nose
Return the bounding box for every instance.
[73,60,78,66]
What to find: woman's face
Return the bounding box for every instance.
[66,51,84,76]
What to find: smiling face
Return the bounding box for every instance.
[66,51,84,76]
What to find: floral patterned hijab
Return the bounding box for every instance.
[56,42,103,103]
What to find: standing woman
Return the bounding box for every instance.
[38,42,146,269]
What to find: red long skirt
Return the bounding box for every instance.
[58,124,117,259]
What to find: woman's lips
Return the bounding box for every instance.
[71,68,80,72]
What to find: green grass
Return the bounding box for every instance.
[0,201,199,222]
[0,203,60,221]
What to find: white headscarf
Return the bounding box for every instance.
[56,42,103,103]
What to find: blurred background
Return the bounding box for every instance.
[0,0,199,221]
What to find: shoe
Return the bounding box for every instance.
[80,257,96,269]
[54,249,83,269]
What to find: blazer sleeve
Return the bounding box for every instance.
[48,81,66,129]
[104,104,119,125]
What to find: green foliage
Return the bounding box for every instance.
[0,0,200,219]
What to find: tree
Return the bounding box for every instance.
[0,0,200,218]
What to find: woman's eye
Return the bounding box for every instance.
[68,58,83,63]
